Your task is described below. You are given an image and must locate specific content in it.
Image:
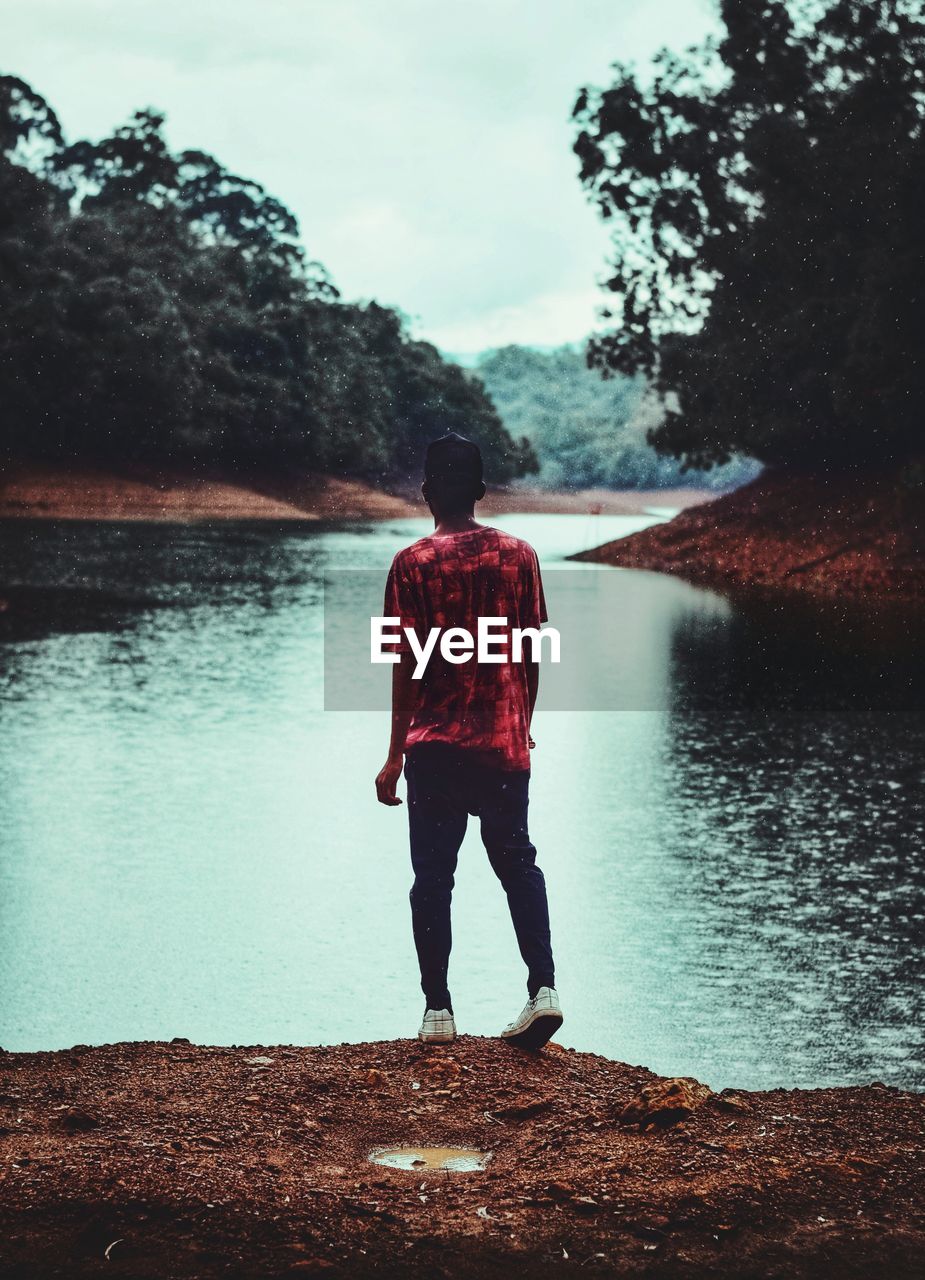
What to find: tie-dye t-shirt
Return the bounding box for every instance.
[384,525,547,771]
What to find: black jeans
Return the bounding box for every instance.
[404,744,555,1011]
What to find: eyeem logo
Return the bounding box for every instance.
[371,616,561,680]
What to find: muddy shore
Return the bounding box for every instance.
[0,466,712,523]
[0,1037,922,1278]
[0,467,416,522]
[572,470,924,603]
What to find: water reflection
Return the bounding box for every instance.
[0,514,921,1091]
[369,1146,490,1172]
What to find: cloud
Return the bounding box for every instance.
[427,283,610,354]
[3,0,718,349]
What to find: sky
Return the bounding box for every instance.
[4,0,719,355]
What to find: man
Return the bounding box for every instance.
[375,432,563,1049]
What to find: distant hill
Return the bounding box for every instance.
[468,345,760,492]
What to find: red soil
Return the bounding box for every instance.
[0,467,418,522]
[572,470,925,603]
[0,1037,922,1278]
[0,465,712,524]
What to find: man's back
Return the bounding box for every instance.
[385,525,546,771]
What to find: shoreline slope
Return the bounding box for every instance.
[571,471,924,603]
[0,466,712,523]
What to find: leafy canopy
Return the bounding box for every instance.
[0,77,535,484]
[475,344,758,490]
[573,0,925,469]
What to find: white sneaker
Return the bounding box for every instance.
[418,1008,457,1043]
[500,987,563,1049]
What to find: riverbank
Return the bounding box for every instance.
[0,1037,921,1279]
[0,467,417,522]
[0,465,712,522]
[571,470,924,602]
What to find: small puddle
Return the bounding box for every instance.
[369,1146,491,1172]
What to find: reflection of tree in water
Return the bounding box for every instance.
[668,593,925,714]
[0,520,329,647]
[655,600,925,1083]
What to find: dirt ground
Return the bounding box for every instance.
[573,470,925,603]
[0,465,712,523]
[0,467,417,522]
[0,1036,922,1278]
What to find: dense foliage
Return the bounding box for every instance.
[474,345,759,490]
[0,77,536,483]
[573,0,925,470]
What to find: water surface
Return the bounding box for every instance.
[0,512,922,1090]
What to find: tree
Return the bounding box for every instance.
[573,0,925,470]
[0,76,533,484]
[474,344,757,489]
[55,109,337,299]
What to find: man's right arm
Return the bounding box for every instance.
[375,653,419,806]
[376,555,421,806]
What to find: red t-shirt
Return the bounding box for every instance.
[384,525,547,771]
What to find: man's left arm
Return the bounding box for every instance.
[526,655,539,750]
[523,548,548,751]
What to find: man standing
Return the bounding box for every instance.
[375,433,563,1049]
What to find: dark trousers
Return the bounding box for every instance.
[404,744,555,1011]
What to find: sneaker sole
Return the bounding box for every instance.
[500,1009,563,1050]
[418,1030,456,1043]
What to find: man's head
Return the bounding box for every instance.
[422,432,486,515]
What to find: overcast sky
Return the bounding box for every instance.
[5,0,718,354]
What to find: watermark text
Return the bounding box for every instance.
[371,616,561,679]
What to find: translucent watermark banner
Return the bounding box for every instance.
[323,568,733,711]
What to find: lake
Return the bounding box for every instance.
[0,512,922,1091]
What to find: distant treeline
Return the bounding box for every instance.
[475,346,759,491]
[0,78,536,485]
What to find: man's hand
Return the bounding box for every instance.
[376,753,404,806]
